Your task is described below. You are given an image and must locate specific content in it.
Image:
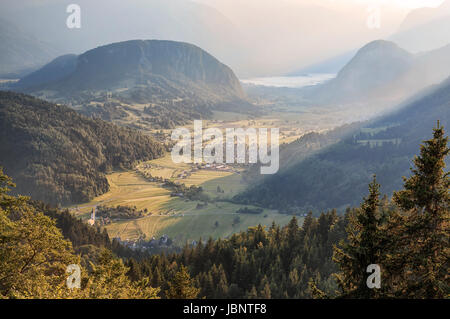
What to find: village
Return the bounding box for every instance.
[139,161,238,181]
[111,234,199,252]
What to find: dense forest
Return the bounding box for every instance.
[0,92,165,205]
[0,124,447,299]
[125,211,346,298]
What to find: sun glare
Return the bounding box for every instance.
[353,0,445,9]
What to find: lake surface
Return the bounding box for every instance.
[240,73,335,88]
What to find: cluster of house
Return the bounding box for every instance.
[170,192,184,198]
[112,234,172,250]
[138,161,238,185]
[86,207,114,226]
[112,235,199,251]
[198,163,233,172]
[94,216,112,226]
[177,170,191,179]
[176,163,234,180]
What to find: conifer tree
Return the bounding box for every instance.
[333,175,385,298]
[166,265,200,299]
[390,123,449,298]
[82,249,159,299]
[0,167,79,298]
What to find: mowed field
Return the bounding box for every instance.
[70,154,297,244]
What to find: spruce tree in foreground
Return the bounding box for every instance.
[333,175,385,298]
[0,167,78,298]
[332,124,449,299]
[389,122,449,298]
[166,265,200,299]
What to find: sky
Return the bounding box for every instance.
[351,0,444,8]
[2,0,449,76]
[279,0,445,9]
[189,0,450,75]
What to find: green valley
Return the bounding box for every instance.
[70,155,296,244]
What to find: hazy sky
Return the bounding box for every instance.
[348,0,444,8]
[190,0,449,75]
[267,0,445,9]
[2,0,449,76]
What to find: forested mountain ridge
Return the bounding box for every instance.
[12,40,254,128]
[0,91,164,205]
[242,122,363,185]
[17,40,244,99]
[16,54,78,89]
[237,77,450,212]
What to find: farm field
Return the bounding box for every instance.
[66,105,344,245]
[145,108,337,146]
[105,199,296,244]
[66,105,341,244]
[69,154,296,244]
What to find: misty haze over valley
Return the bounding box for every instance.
[0,0,448,301]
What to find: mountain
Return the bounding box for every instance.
[1,0,406,77]
[17,40,244,98]
[12,40,252,128]
[290,50,357,75]
[397,1,450,32]
[395,44,450,93]
[0,91,164,205]
[0,18,58,77]
[391,15,450,54]
[236,77,450,212]
[391,1,450,53]
[305,40,450,106]
[0,0,246,75]
[15,54,77,88]
[305,40,414,103]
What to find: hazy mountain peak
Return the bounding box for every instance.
[399,0,450,32]
[357,40,407,52]
[17,54,77,88]
[330,40,413,95]
[17,39,245,99]
[0,18,59,77]
[75,40,243,93]
[391,1,450,53]
[339,40,413,77]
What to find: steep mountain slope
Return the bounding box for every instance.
[391,0,450,53]
[308,41,413,103]
[12,40,252,128]
[17,40,244,99]
[305,40,450,106]
[237,78,450,212]
[0,0,246,75]
[392,16,450,54]
[290,50,357,75]
[0,91,164,205]
[396,44,450,93]
[16,54,77,88]
[397,0,450,32]
[0,18,58,77]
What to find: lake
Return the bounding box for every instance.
[240,73,335,88]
